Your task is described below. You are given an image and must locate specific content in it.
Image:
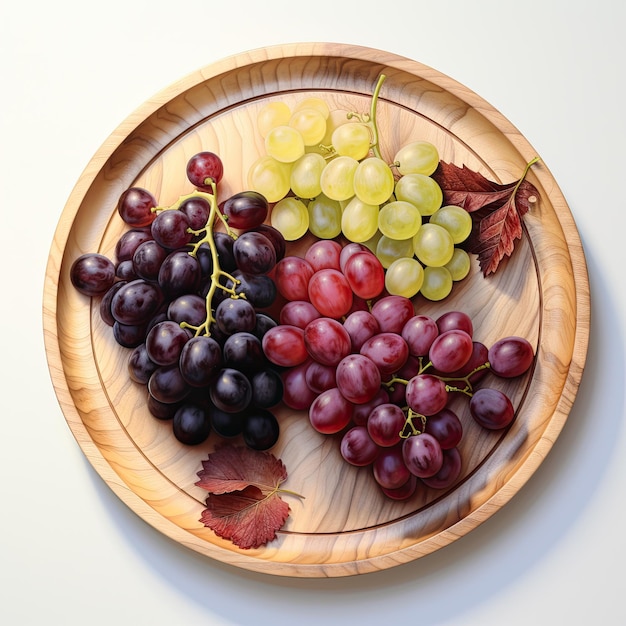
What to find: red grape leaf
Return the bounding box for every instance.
[432,159,540,276]
[196,444,288,495]
[199,485,290,550]
[196,445,294,549]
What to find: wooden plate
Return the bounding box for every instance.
[42,43,589,577]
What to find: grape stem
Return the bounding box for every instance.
[400,409,427,439]
[155,183,243,337]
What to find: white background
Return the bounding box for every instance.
[2,1,625,624]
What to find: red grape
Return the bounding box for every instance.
[186,151,224,191]
[262,324,308,367]
[488,336,535,378]
[469,388,515,429]
[308,268,353,319]
[359,332,409,376]
[309,388,354,434]
[402,432,444,478]
[117,187,157,227]
[342,250,385,300]
[340,426,379,466]
[303,317,351,366]
[336,353,382,404]
[428,329,474,373]
[405,374,448,416]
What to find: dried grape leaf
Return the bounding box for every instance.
[432,158,540,275]
[199,485,290,550]
[196,445,295,550]
[196,444,288,494]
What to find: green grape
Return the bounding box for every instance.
[420,266,453,301]
[307,194,342,239]
[394,140,439,176]
[247,155,292,203]
[445,248,471,281]
[319,155,359,201]
[293,97,330,119]
[270,197,310,240]
[412,223,454,267]
[290,152,326,199]
[394,173,443,216]
[265,125,306,163]
[331,122,371,160]
[378,200,422,240]
[429,205,472,244]
[375,235,414,269]
[362,229,383,255]
[354,157,395,206]
[257,101,292,138]
[385,257,425,298]
[341,197,379,243]
[289,108,327,146]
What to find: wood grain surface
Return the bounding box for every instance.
[42,43,589,577]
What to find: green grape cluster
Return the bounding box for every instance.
[247,77,473,302]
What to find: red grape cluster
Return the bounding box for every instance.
[261,241,535,500]
[70,152,288,450]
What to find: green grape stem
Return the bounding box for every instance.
[154,183,242,337]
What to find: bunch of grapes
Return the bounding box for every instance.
[246,76,473,302]
[258,242,534,500]
[70,152,288,450]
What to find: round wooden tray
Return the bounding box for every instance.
[42,43,589,577]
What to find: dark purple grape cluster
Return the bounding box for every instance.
[71,152,287,450]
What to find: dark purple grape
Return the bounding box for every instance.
[253,224,286,262]
[179,196,211,230]
[214,232,237,271]
[127,343,158,384]
[229,270,277,309]
[117,187,157,227]
[115,227,153,262]
[110,278,164,325]
[179,336,222,388]
[220,190,268,230]
[148,364,191,404]
[158,250,201,299]
[232,231,276,275]
[186,151,224,191]
[99,280,127,326]
[115,259,137,281]
[223,332,265,373]
[151,209,192,249]
[252,313,278,340]
[250,368,283,409]
[424,408,463,449]
[167,294,207,326]
[469,388,515,429]
[488,336,535,378]
[209,368,252,413]
[145,320,191,366]
[195,242,214,278]
[132,239,168,281]
[70,253,116,297]
[112,320,148,348]
[215,298,256,335]
[147,394,182,420]
[243,409,279,450]
[210,406,245,438]
[172,404,211,445]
